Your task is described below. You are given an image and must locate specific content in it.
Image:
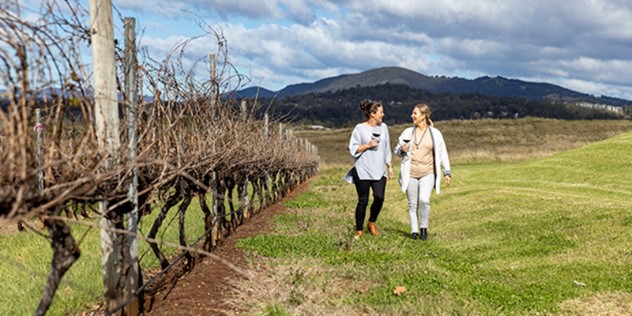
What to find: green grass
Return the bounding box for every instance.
[236,131,632,315]
[0,197,208,316]
[0,224,103,315]
[261,303,292,316]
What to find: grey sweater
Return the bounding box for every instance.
[343,122,392,183]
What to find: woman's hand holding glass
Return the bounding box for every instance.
[400,138,411,153]
[400,143,409,152]
[368,138,379,149]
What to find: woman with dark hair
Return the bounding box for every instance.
[395,103,451,240]
[343,100,394,239]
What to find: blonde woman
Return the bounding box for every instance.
[394,103,451,240]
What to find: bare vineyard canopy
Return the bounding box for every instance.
[0,1,319,315]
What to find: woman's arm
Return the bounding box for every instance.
[437,131,451,177]
[383,125,393,163]
[383,125,394,179]
[349,126,377,157]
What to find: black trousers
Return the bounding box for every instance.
[351,168,387,231]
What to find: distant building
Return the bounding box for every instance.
[573,102,623,113]
[307,125,328,130]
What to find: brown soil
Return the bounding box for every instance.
[142,180,312,315]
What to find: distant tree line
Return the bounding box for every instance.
[248,83,627,127]
[4,83,627,129]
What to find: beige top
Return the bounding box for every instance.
[410,128,434,178]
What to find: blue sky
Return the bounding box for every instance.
[17,0,632,100]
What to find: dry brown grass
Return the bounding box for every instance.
[296,118,632,165]
[558,292,632,316]
[228,257,384,316]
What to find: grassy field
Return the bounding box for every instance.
[1,118,631,315]
[234,119,632,315]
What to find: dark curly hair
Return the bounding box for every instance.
[359,100,382,120]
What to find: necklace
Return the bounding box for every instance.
[412,126,428,149]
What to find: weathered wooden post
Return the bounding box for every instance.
[240,99,250,219]
[272,122,284,201]
[264,112,269,138]
[35,108,43,192]
[124,17,140,316]
[240,99,247,121]
[210,141,219,247]
[263,113,271,207]
[278,123,283,144]
[209,53,219,247]
[209,53,216,93]
[285,127,292,193]
[89,0,122,311]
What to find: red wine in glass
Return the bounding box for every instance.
[402,138,411,152]
[372,128,381,149]
[372,127,381,140]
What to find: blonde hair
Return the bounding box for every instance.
[414,103,433,126]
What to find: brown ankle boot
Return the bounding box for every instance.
[367,222,379,236]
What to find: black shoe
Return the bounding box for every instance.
[411,232,419,240]
[420,228,428,240]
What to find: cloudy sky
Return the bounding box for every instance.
[73,1,632,100]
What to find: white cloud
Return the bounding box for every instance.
[107,0,632,99]
[537,76,630,100]
[559,58,632,85]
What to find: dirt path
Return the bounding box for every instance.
[144,180,312,315]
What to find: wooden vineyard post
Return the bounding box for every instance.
[211,142,219,246]
[240,100,250,219]
[89,0,123,311]
[124,17,140,316]
[263,113,271,208]
[35,108,43,192]
[209,53,219,247]
[278,123,283,144]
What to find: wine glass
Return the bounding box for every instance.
[402,137,411,153]
[372,127,381,150]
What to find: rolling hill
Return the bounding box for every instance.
[235,66,632,107]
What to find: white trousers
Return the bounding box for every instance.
[406,174,435,233]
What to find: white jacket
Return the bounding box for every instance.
[394,126,451,194]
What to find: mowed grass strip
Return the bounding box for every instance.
[236,131,632,315]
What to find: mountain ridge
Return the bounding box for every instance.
[234,66,631,107]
